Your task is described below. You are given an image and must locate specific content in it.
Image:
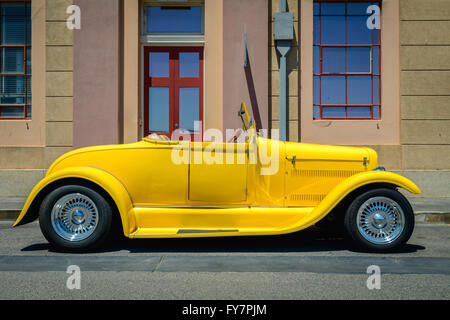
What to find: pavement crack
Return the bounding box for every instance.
[152,255,165,272]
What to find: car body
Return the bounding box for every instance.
[13,104,421,252]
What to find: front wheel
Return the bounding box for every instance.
[344,188,415,252]
[39,184,113,252]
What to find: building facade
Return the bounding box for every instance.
[0,0,449,198]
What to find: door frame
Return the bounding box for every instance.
[143,46,204,140]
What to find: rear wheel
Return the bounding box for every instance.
[39,184,113,252]
[344,188,414,252]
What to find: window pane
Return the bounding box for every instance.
[373,29,380,44]
[313,3,320,15]
[313,106,320,119]
[347,16,372,45]
[322,107,346,118]
[373,76,380,105]
[321,16,345,45]
[313,46,320,74]
[26,15,31,44]
[347,47,371,73]
[179,52,199,78]
[0,106,23,118]
[179,87,199,133]
[0,3,26,15]
[321,76,345,105]
[147,6,202,34]
[26,76,31,104]
[149,87,169,132]
[1,47,24,73]
[313,76,320,105]
[0,75,26,104]
[26,47,31,73]
[347,3,372,15]
[322,47,345,73]
[313,16,320,45]
[373,105,380,119]
[373,46,379,74]
[347,76,372,105]
[347,107,371,118]
[1,16,26,44]
[149,52,169,77]
[321,3,345,15]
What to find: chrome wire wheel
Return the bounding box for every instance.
[356,196,405,245]
[50,193,99,242]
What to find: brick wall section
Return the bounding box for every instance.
[400,0,450,169]
[45,0,74,167]
[269,0,300,141]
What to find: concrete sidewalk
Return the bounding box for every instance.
[0,196,449,224]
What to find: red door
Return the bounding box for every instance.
[144,47,203,140]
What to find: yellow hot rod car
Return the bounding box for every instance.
[13,104,420,252]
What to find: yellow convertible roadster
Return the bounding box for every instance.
[13,104,420,252]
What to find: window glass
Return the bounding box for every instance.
[1,47,24,73]
[0,106,23,117]
[321,76,346,105]
[147,6,202,34]
[322,107,346,118]
[347,107,371,118]
[347,16,372,45]
[323,47,345,73]
[347,76,372,105]
[321,16,345,45]
[149,52,169,77]
[149,87,170,132]
[179,87,199,133]
[347,47,371,73]
[179,52,199,78]
[321,3,345,15]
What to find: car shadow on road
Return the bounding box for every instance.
[21,226,426,254]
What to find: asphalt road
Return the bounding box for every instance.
[0,221,449,300]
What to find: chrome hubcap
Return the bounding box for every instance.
[51,193,99,242]
[357,196,405,245]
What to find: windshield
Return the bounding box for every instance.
[238,102,254,132]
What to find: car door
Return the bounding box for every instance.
[188,141,249,204]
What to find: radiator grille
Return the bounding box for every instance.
[290,169,361,178]
[290,193,326,202]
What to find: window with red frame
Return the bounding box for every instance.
[0,1,31,119]
[144,47,203,140]
[313,0,381,120]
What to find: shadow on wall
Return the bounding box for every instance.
[244,54,263,131]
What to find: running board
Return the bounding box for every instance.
[177,229,239,234]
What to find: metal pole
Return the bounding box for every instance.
[279,0,286,12]
[277,41,290,142]
[275,0,292,141]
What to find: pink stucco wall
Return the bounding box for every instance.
[73,0,121,148]
[223,0,269,133]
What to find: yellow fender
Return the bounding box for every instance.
[281,170,421,234]
[12,166,134,236]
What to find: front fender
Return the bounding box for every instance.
[12,166,135,237]
[283,170,421,234]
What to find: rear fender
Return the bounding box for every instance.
[13,167,135,237]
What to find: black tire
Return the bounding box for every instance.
[39,184,113,252]
[344,188,414,252]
